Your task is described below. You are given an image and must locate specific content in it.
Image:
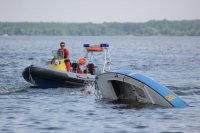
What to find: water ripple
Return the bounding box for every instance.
[1,36,200,133]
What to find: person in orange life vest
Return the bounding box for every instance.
[59,42,71,71]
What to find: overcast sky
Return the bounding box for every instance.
[0,0,200,23]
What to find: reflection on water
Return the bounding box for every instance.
[0,36,200,132]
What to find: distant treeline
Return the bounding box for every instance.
[0,20,200,36]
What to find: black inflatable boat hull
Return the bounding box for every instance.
[22,65,95,88]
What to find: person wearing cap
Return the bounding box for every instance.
[59,42,71,71]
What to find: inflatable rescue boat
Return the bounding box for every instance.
[23,43,111,88]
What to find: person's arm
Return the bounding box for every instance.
[64,49,70,61]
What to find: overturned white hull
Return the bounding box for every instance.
[95,70,188,108]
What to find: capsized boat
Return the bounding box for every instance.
[95,70,188,108]
[22,43,111,88]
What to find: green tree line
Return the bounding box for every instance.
[0,20,200,36]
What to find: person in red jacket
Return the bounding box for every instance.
[59,42,71,71]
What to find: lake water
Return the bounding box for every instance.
[0,36,200,133]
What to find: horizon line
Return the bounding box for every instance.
[1,19,200,24]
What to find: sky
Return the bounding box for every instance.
[0,0,200,23]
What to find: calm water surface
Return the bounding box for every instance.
[0,36,200,133]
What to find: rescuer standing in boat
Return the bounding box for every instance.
[59,42,71,71]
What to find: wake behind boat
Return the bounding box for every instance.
[23,43,111,88]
